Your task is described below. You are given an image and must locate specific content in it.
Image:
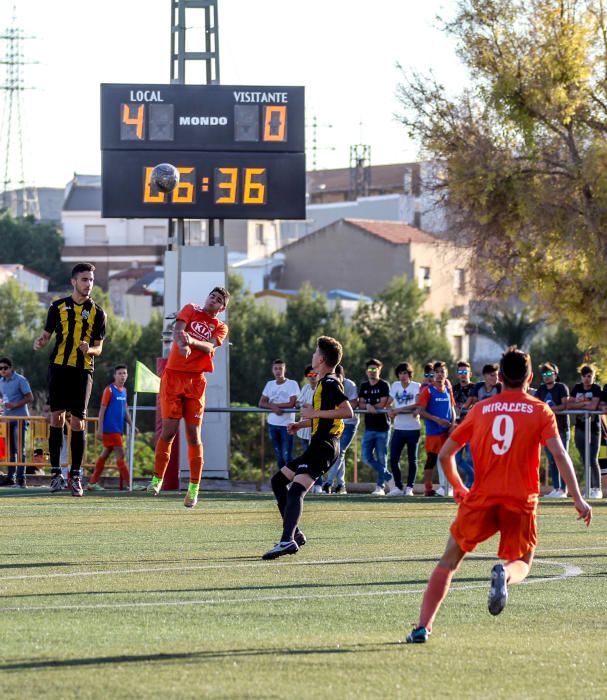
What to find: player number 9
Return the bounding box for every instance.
[491,415,514,455]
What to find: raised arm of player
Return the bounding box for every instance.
[546,436,592,526]
[173,320,217,357]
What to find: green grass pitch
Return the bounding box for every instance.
[0,492,606,699]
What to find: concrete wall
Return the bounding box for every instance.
[278,220,413,297]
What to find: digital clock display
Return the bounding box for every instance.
[101,151,305,219]
[101,83,305,219]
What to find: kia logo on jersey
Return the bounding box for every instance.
[190,320,213,340]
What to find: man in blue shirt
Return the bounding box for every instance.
[0,357,33,487]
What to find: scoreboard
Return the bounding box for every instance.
[100,84,306,219]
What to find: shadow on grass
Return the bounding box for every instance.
[4,573,487,600]
[0,641,403,671]
[0,561,74,571]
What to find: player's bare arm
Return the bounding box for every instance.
[79,339,104,356]
[287,419,311,435]
[96,404,107,439]
[273,395,298,409]
[439,437,469,502]
[33,330,51,351]
[546,436,592,526]
[418,407,451,427]
[300,399,353,421]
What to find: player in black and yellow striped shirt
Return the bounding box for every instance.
[34,263,106,496]
[263,336,353,560]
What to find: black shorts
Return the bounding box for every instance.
[287,436,340,480]
[48,364,93,419]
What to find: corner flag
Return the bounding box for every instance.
[134,360,161,393]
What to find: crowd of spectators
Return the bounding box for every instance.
[2,354,607,500]
[260,358,607,500]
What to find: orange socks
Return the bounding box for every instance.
[419,565,455,632]
[154,438,173,479]
[188,443,204,484]
[117,458,130,484]
[90,456,107,484]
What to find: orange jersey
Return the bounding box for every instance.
[166,304,228,374]
[450,389,559,511]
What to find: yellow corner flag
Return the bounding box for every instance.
[134,360,161,393]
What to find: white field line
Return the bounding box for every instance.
[0,545,602,583]
[0,558,584,613]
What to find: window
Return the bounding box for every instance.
[452,335,463,360]
[418,266,431,290]
[255,223,264,244]
[454,268,466,294]
[84,225,108,244]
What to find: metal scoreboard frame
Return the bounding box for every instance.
[100,83,306,220]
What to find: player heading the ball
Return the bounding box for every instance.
[142,287,229,508]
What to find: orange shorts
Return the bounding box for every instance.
[159,368,207,425]
[450,500,537,561]
[102,433,123,449]
[425,433,449,454]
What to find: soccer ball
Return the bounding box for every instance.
[151,163,180,193]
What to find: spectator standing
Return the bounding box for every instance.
[259,360,300,471]
[464,363,502,410]
[536,362,570,498]
[387,362,421,496]
[88,364,135,491]
[417,361,456,497]
[33,263,106,497]
[452,361,475,487]
[0,358,33,488]
[322,364,359,494]
[420,363,435,390]
[358,358,392,495]
[567,364,603,499]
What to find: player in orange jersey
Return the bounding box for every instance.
[144,287,229,508]
[406,347,592,643]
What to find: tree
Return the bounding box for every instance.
[396,0,607,350]
[529,321,587,386]
[0,212,68,288]
[352,276,453,379]
[476,305,543,350]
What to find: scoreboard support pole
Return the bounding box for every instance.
[163,244,230,484]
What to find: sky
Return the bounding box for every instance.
[0,0,467,189]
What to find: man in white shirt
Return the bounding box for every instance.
[387,362,421,496]
[259,359,300,470]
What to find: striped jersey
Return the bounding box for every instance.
[44,296,106,372]
[311,373,348,441]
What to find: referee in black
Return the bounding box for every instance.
[34,263,106,496]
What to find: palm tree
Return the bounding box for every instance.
[476,306,543,350]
